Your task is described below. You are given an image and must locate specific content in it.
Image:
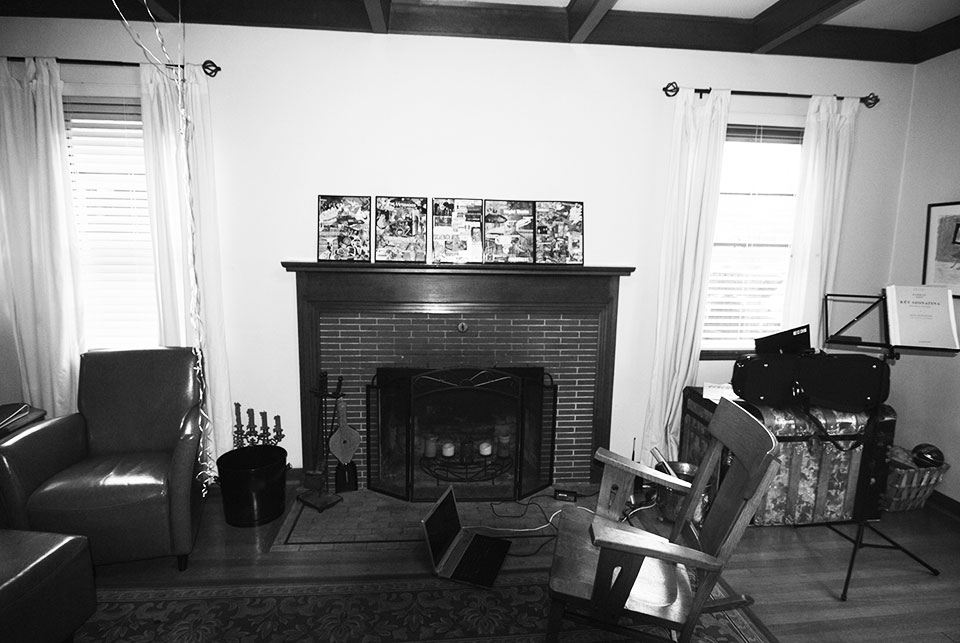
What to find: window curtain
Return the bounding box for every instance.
[641,88,730,461]
[0,58,83,415]
[140,64,233,463]
[781,96,860,346]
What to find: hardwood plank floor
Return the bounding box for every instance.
[92,481,960,642]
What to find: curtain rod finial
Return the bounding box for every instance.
[662,81,679,98]
[202,60,221,77]
[861,92,879,109]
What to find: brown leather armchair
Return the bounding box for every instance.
[0,348,204,570]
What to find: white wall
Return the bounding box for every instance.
[0,19,925,484]
[888,49,960,501]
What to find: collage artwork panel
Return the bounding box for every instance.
[535,201,583,264]
[317,195,371,261]
[375,196,428,262]
[483,200,535,263]
[432,198,484,264]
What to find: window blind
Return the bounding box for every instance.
[64,97,160,349]
[701,124,803,353]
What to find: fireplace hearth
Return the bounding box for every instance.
[367,367,557,501]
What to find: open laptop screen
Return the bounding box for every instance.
[423,487,463,568]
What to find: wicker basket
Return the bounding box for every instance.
[883,460,950,511]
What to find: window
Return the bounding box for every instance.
[64,97,160,349]
[700,125,803,356]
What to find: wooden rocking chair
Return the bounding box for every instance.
[547,397,780,642]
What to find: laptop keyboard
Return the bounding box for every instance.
[451,534,509,586]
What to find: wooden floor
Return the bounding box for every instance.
[92,482,960,643]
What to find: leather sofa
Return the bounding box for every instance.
[0,348,204,569]
[0,529,96,643]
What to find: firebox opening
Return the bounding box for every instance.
[366,366,557,502]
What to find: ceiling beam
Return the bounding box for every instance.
[753,0,864,54]
[388,1,568,43]
[363,0,391,34]
[143,0,177,22]
[567,0,617,44]
[916,15,960,62]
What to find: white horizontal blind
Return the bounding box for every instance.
[64,97,160,349]
[701,125,803,352]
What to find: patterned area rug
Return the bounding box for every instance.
[76,572,778,643]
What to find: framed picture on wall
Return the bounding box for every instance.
[535,201,584,264]
[482,200,534,263]
[432,198,484,264]
[374,196,428,262]
[317,195,370,261]
[922,201,960,295]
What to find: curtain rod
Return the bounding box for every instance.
[662,81,879,108]
[5,56,222,77]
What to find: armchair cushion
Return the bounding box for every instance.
[28,453,173,564]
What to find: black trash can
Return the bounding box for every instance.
[216,445,287,527]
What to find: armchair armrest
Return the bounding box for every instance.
[0,415,87,528]
[595,447,692,494]
[590,514,722,572]
[169,404,202,553]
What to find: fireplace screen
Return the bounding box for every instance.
[366,367,557,501]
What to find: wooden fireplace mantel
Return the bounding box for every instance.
[281,262,634,306]
[282,261,635,482]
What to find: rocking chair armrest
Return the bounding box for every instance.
[595,447,692,494]
[589,515,723,572]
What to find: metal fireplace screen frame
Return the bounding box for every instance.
[366,366,557,502]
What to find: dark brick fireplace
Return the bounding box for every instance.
[282,262,633,496]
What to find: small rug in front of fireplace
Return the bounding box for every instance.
[271,488,568,555]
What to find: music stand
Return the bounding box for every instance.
[819,289,954,600]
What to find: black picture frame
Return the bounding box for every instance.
[482,200,534,263]
[535,201,584,264]
[317,195,371,261]
[374,196,428,263]
[922,201,960,295]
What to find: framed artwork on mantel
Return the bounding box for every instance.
[317,195,370,261]
[535,201,583,264]
[374,196,428,262]
[483,200,534,263]
[432,197,484,264]
[923,201,960,295]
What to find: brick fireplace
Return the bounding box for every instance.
[282,262,633,496]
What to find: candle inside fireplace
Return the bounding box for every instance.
[424,436,438,458]
[478,441,492,456]
[442,442,455,457]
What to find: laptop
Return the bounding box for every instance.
[420,486,511,588]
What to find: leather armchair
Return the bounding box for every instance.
[0,348,204,569]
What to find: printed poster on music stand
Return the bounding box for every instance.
[375,196,428,262]
[432,198,484,264]
[317,195,370,261]
[535,201,583,264]
[483,200,534,263]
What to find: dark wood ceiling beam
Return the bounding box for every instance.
[916,15,960,63]
[567,0,617,43]
[752,0,865,53]
[363,0,391,33]
[143,0,177,22]
[587,11,753,52]
[388,1,568,42]
[768,25,918,64]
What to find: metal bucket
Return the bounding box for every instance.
[654,461,712,523]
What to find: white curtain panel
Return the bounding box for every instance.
[641,88,730,461]
[782,96,860,346]
[0,58,82,415]
[141,64,233,461]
